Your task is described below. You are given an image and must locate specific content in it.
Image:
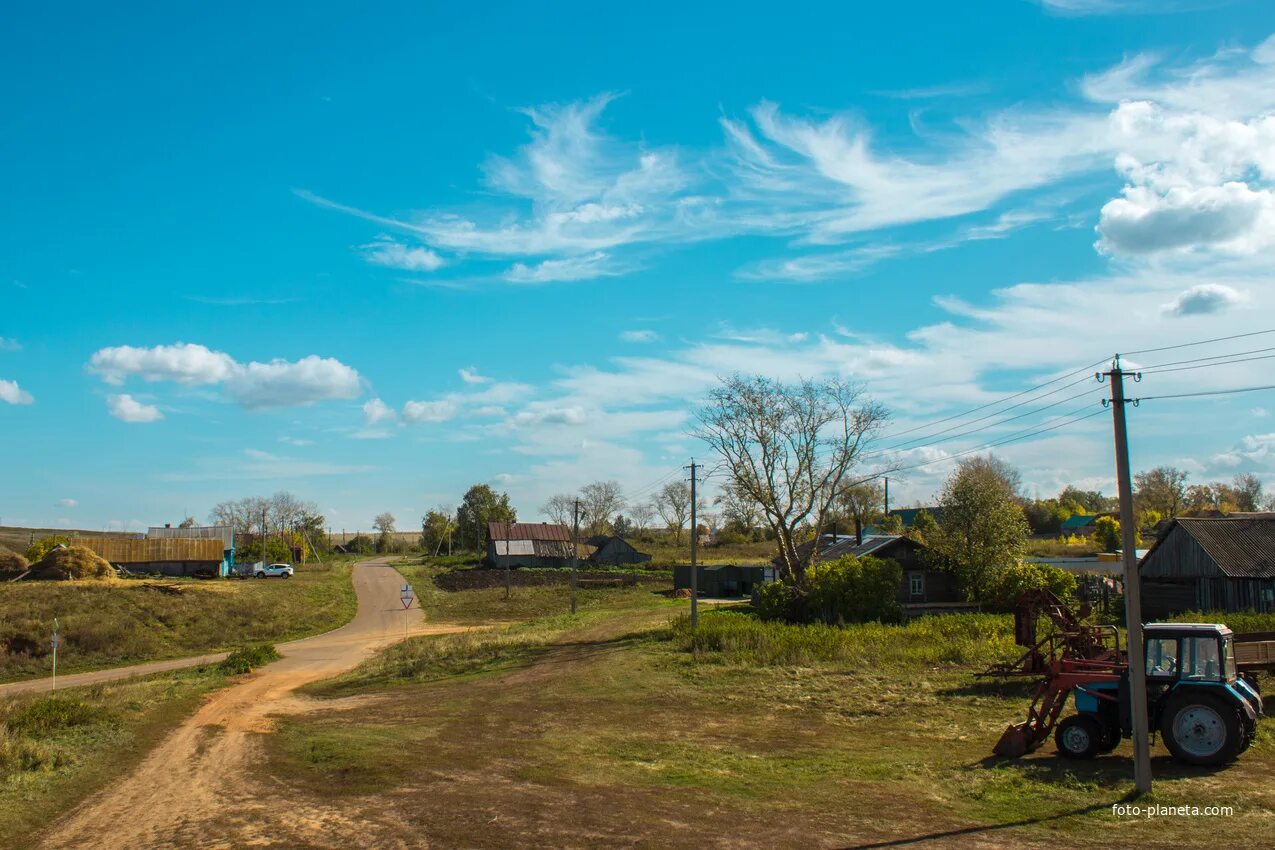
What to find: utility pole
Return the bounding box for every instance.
[571,500,580,615]
[883,476,890,516]
[261,508,268,565]
[1102,358,1152,795]
[688,458,699,630]
[51,618,59,693]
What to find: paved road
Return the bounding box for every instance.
[35,557,462,849]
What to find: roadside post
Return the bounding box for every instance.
[51,618,60,692]
[400,583,414,637]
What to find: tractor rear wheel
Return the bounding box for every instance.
[1055,714,1103,759]
[1159,691,1242,766]
[1099,722,1121,754]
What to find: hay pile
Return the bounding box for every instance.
[31,546,116,581]
[0,548,29,576]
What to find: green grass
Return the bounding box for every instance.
[0,666,229,848]
[0,557,359,682]
[1163,610,1275,633]
[217,643,281,675]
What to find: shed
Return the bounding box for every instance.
[149,525,235,575]
[674,564,774,597]
[587,536,652,566]
[1139,516,1275,617]
[72,536,228,577]
[487,522,575,568]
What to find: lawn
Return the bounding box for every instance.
[0,665,231,849]
[0,557,359,682]
[263,603,1275,849]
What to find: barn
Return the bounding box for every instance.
[586,535,652,566]
[487,522,576,568]
[1139,516,1275,618]
[73,528,232,577]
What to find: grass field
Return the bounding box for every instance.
[263,599,1275,849]
[0,558,358,682]
[0,665,230,849]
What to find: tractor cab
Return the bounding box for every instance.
[1143,623,1236,684]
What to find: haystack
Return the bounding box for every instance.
[0,549,28,576]
[31,546,116,581]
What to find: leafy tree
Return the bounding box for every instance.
[420,509,455,555]
[455,484,516,551]
[986,562,1077,611]
[833,480,885,541]
[694,374,889,583]
[25,535,69,562]
[909,509,938,543]
[580,480,625,535]
[1093,515,1122,551]
[344,534,375,555]
[716,482,762,538]
[805,554,904,625]
[373,512,397,553]
[929,456,1029,601]
[1134,466,1188,518]
[612,515,633,537]
[1232,473,1264,512]
[1059,486,1114,513]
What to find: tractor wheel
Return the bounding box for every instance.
[1099,722,1122,754]
[1159,691,1243,766]
[1055,714,1103,759]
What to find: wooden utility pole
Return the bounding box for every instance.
[884,476,890,516]
[1103,359,1152,795]
[571,499,580,615]
[688,459,699,630]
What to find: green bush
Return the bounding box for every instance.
[752,580,797,622]
[1164,610,1275,634]
[985,561,1077,611]
[806,555,903,625]
[218,643,281,675]
[0,728,59,774]
[24,535,70,563]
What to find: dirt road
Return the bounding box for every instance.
[35,558,456,849]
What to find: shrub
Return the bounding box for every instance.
[345,534,375,555]
[986,561,1078,611]
[5,696,110,737]
[0,728,59,774]
[806,555,903,625]
[1093,516,1122,551]
[32,546,115,581]
[218,643,281,675]
[24,535,69,563]
[752,580,798,622]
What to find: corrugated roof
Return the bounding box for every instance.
[487,522,572,542]
[1173,517,1275,578]
[1061,514,1100,530]
[782,533,920,566]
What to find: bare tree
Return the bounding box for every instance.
[653,481,692,544]
[541,493,576,527]
[694,374,888,583]
[630,502,656,535]
[716,482,761,535]
[580,480,625,535]
[835,479,885,542]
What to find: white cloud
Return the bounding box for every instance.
[362,397,397,425]
[1254,407,1270,418]
[459,367,491,384]
[505,252,620,283]
[0,337,20,351]
[1035,0,1180,14]
[620,330,660,343]
[402,399,459,423]
[1160,283,1248,317]
[88,344,363,410]
[360,237,445,272]
[280,436,315,447]
[512,406,589,427]
[107,394,163,423]
[0,379,33,405]
[57,498,77,508]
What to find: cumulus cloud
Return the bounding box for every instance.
[360,236,445,272]
[402,399,459,423]
[57,498,77,508]
[0,379,33,405]
[1160,283,1248,316]
[459,367,491,384]
[107,394,163,423]
[87,343,363,410]
[362,398,397,425]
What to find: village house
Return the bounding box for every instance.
[487,522,577,568]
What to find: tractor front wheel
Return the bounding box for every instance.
[1160,691,1242,766]
[1055,714,1103,759]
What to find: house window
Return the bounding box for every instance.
[909,573,924,596]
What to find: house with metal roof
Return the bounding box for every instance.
[487,522,578,568]
[1139,516,1275,617]
[1060,514,1109,534]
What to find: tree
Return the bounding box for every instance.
[1059,486,1114,514]
[909,509,938,544]
[1231,473,1264,512]
[653,481,693,544]
[373,512,397,553]
[612,515,633,538]
[716,482,761,538]
[208,491,318,537]
[580,480,625,535]
[178,516,197,528]
[928,456,1030,601]
[455,484,516,551]
[630,502,656,536]
[421,508,456,556]
[540,494,575,527]
[694,374,889,583]
[834,480,885,541]
[1134,466,1188,519]
[1093,515,1122,552]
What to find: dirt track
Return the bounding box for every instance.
[35,558,457,849]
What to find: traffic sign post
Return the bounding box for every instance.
[400,584,414,637]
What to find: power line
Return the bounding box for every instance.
[1139,352,1275,376]
[1138,383,1275,403]
[1122,328,1275,357]
[1135,344,1275,372]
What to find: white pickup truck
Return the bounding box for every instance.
[254,562,294,579]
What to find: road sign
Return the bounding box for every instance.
[400,583,414,609]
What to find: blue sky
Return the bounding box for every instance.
[4,0,1275,532]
